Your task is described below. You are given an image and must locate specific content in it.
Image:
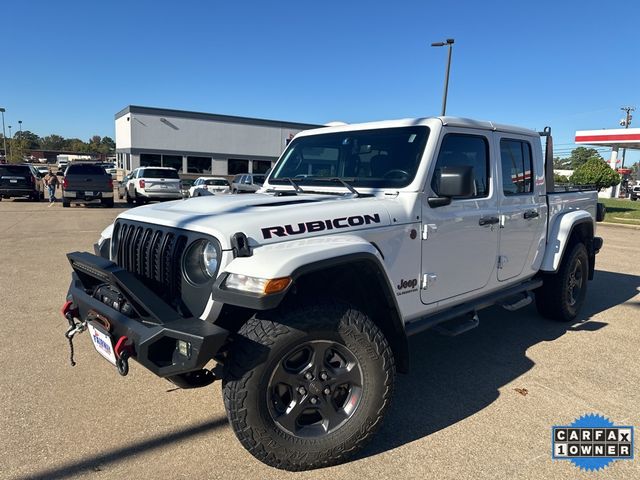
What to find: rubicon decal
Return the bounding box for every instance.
[261,213,381,239]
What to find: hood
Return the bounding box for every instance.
[118,192,394,249]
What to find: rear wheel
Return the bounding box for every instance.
[62,200,70,208]
[223,300,395,471]
[536,242,589,322]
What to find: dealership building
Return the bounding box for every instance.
[114,105,320,176]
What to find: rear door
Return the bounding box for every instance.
[420,130,499,304]
[142,168,181,193]
[64,164,111,192]
[0,165,32,190]
[496,135,547,281]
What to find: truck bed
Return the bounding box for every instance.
[548,190,598,228]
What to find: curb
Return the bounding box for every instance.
[599,222,640,231]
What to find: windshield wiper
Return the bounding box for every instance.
[306,177,361,197]
[276,177,304,193]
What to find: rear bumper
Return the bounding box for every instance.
[64,190,114,200]
[65,251,229,377]
[0,188,37,197]
[139,190,182,200]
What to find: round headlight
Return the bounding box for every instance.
[202,241,219,277]
[184,239,220,285]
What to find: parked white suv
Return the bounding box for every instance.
[62,117,605,471]
[188,177,231,197]
[124,167,182,204]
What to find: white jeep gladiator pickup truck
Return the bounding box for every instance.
[61,117,605,471]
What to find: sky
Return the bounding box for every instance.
[2,0,639,163]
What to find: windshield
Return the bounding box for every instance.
[205,179,229,186]
[142,168,179,179]
[0,165,31,175]
[270,126,429,188]
[66,164,107,175]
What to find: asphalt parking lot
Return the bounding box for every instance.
[0,198,638,480]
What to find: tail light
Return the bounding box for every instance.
[139,179,145,189]
[63,177,68,189]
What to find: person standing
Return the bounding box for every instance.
[44,169,60,205]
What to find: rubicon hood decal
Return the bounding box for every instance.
[262,214,381,239]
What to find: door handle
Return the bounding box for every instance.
[524,210,539,220]
[479,216,499,226]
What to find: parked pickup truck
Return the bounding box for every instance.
[62,163,114,208]
[61,117,604,471]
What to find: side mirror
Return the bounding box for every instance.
[428,166,475,207]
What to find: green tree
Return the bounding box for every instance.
[39,134,66,150]
[571,157,620,191]
[554,173,569,184]
[13,130,40,149]
[567,147,602,169]
[100,136,115,153]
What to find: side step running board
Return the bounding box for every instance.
[405,278,543,337]
[500,292,533,311]
[433,313,479,337]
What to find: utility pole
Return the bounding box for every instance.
[620,106,635,168]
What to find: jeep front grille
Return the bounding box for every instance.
[113,221,188,305]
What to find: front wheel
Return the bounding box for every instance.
[223,300,395,471]
[535,242,589,321]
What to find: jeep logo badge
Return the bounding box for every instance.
[397,278,418,290]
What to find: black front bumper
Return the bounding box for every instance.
[66,251,229,377]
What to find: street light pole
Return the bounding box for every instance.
[431,38,455,116]
[0,108,6,161]
[18,120,22,137]
[7,125,12,162]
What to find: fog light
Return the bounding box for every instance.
[177,340,191,357]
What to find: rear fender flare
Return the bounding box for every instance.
[540,211,594,273]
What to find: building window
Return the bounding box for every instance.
[228,159,249,175]
[252,160,272,174]
[162,155,183,172]
[187,156,212,174]
[500,139,533,195]
[140,154,161,167]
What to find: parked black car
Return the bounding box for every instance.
[0,164,45,201]
[62,163,114,208]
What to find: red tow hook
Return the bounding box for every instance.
[61,300,79,323]
[114,336,134,377]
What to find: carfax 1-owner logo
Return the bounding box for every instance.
[552,414,634,471]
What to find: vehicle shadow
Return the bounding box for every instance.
[356,269,640,461]
[19,418,228,480]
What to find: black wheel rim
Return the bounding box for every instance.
[567,257,584,307]
[267,340,363,438]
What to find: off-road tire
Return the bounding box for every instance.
[535,242,589,321]
[223,300,395,471]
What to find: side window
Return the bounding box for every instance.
[500,139,533,195]
[431,133,490,198]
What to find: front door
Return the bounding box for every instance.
[421,131,499,304]
[496,135,547,281]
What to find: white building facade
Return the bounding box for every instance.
[115,106,319,177]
